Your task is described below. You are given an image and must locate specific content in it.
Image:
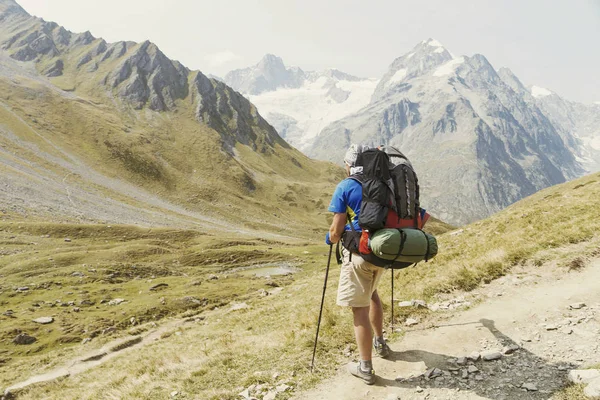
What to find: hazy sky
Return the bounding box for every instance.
[16,0,600,103]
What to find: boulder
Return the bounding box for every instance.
[568,369,600,384]
[13,333,36,345]
[33,317,54,324]
[584,376,600,399]
[481,351,502,361]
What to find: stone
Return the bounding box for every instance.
[569,302,586,310]
[467,352,481,361]
[415,386,424,393]
[150,283,169,291]
[461,370,469,379]
[405,318,419,326]
[82,338,91,344]
[456,357,468,366]
[482,351,502,361]
[522,382,538,391]
[238,388,251,400]
[275,384,290,393]
[170,391,178,397]
[108,298,126,306]
[64,238,72,242]
[16,287,29,292]
[13,333,37,345]
[502,344,520,355]
[425,367,443,379]
[568,369,600,384]
[71,272,84,277]
[386,395,401,400]
[33,317,54,324]
[468,366,479,374]
[263,391,276,400]
[545,324,558,331]
[398,301,413,307]
[207,274,219,281]
[230,303,249,312]
[413,300,428,308]
[561,327,574,335]
[584,376,600,399]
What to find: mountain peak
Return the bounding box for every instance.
[422,38,445,47]
[225,54,305,95]
[372,38,453,101]
[531,85,553,98]
[0,0,28,16]
[260,53,284,64]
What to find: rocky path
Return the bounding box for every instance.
[293,259,600,400]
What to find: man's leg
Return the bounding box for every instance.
[369,290,383,338]
[370,287,390,358]
[352,306,372,363]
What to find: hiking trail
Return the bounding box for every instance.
[293,259,600,400]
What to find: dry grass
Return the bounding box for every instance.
[1,173,599,399]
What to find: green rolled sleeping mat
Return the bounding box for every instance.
[369,228,438,262]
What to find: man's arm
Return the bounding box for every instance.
[328,212,347,244]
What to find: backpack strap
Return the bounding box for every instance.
[335,242,343,265]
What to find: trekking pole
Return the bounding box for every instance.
[391,269,394,333]
[311,244,333,373]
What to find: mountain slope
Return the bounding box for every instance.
[308,39,587,225]
[0,0,339,236]
[224,55,378,151]
[529,86,600,172]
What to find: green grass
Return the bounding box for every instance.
[1,39,599,397]
[1,172,599,398]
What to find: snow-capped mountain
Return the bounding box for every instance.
[529,87,600,173]
[308,39,596,225]
[224,55,378,150]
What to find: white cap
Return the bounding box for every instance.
[344,144,368,167]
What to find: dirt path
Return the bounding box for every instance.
[294,259,600,400]
[3,319,189,397]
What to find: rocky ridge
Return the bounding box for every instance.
[0,0,286,153]
[225,54,378,150]
[308,39,595,225]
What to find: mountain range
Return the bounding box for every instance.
[1,0,598,228]
[0,0,336,235]
[225,39,599,225]
[224,55,377,151]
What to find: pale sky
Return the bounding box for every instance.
[16,0,600,103]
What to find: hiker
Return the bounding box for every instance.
[325,144,390,385]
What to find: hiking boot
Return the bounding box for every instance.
[373,338,390,358]
[348,362,376,385]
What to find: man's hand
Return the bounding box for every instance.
[325,232,332,245]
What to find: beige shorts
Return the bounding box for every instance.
[336,247,384,308]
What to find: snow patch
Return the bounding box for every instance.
[248,78,378,150]
[433,57,465,77]
[406,52,415,59]
[387,68,407,86]
[582,136,600,151]
[594,101,600,106]
[531,86,552,98]
[427,39,444,47]
[434,47,445,53]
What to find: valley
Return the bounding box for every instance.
[1,0,599,399]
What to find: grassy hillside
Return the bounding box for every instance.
[1,173,597,399]
[0,71,343,236]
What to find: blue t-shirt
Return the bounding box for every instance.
[328,178,362,231]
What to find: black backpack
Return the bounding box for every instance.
[339,147,435,269]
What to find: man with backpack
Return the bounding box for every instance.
[325,144,390,385]
[325,143,437,384]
